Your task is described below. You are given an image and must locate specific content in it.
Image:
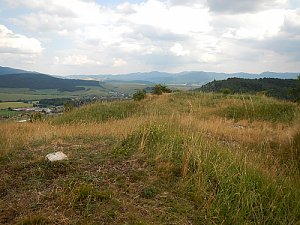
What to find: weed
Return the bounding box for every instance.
[72,184,112,216]
[141,187,158,198]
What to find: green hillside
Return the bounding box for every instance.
[0,92,299,224]
[198,77,299,100]
[0,73,100,92]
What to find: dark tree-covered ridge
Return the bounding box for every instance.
[197,77,299,100]
[0,73,100,92]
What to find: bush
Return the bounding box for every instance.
[152,84,172,95]
[133,90,146,101]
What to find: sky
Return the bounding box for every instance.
[0,0,300,75]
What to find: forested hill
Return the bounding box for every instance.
[197,78,299,100]
[0,73,100,92]
[0,66,33,75]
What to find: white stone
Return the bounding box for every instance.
[45,151,68,162]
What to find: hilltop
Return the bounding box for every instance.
[0,92,299,224]
[0,66,35,75]
[197,77,299,100]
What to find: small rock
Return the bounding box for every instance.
[17,119,27,123]
[234,124,245,129]
[45,151,68,162]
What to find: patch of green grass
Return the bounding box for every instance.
[0,86,109,101]
[51,100,143,124]
[72,183,112,215]
[219,97,298,122]
[0,109,21,117]
[0,101,33,109]
[141,187,158,198]
[118,123,300,224]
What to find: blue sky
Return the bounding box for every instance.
[0,0,300,75]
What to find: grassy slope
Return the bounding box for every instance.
[0,102,33,109]
[0,92,299,224]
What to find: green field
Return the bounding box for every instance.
[0,87,108,101]
[0,83,197,102]
[0,109,21,117]
[0,101,33,109]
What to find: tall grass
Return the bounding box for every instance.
[218,95,298,122]
[116,122,300,224]
[51,100,144,124]
[1,92,299,224]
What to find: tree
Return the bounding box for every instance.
[290,75,300,103]
[152,84,172,95]
[133,90,146,101]
[220,88,232,95]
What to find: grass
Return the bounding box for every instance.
[0,92,299,224]
[51,100,144,124]
[0,86,108,101]
[219,95,298,123]
[0,102,33,109]
[0,109,21,117]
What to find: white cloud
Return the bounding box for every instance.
[170,43,190,56]
[1,0,300,74]
[221,9,286,40]
[113,58,127,67]
[62,55,102,66]
[0,24,42,54]
[127,0,212,34]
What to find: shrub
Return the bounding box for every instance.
[152,84,172,95]
[133,90,146,101]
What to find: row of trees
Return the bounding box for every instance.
[198,77,300,101]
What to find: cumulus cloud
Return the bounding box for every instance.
[61,55,102,65]
[219,9,286,40]
[1,0,299,74]
[0,24,42,54]
[170,43,190,56]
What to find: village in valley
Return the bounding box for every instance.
[0,93,131,122]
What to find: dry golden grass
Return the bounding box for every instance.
[0,116,156,156]
[1,92,299,224]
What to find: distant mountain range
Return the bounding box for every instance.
[0,66,299,91]
[67,71,299,85]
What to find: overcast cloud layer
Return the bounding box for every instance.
[0,0,299,75]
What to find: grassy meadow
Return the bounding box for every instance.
[0,92,299,224]
[0,87,108,101]
[0,102,33,109]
